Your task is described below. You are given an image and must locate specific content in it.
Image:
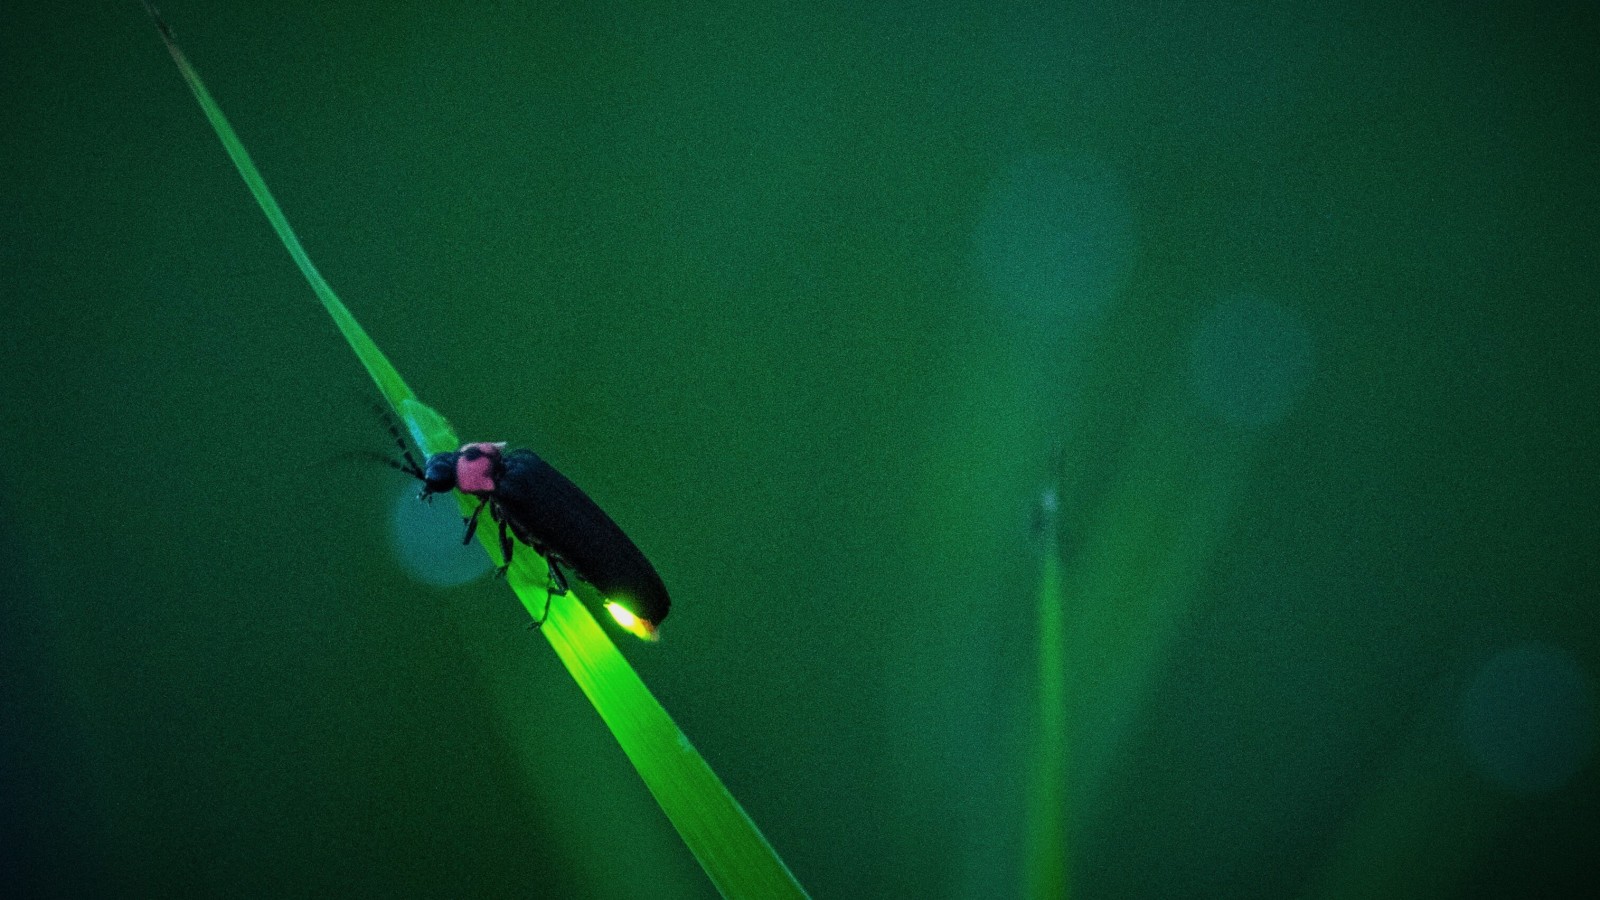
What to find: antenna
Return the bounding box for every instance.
[368,399,425,479]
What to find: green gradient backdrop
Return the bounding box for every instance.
[3,2,1595,898]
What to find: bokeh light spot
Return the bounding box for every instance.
[391,483,492,587]
[974,152,1135,329]
[1188,294,1313,427]
[1460,642,1596,794]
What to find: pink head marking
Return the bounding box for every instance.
[455,442,506,495]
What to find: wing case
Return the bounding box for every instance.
[495,449,671,626]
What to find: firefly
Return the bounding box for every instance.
[382,421,670,640]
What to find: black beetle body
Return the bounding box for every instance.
[420,441,669,639]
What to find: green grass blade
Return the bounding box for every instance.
[515,565,809,900]
[1025,498,1068,900]
[141,2,414,415]
[142,7,808,896]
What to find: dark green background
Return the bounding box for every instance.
[3,2,1595,897]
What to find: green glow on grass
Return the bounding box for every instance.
[142,7,807,896]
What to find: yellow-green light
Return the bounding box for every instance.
[607,601,660,642]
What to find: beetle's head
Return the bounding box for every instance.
[452,442,507,495]
[419,451,459,497]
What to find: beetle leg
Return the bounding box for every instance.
[520,553,566,631]
[495,517,514,577]
[545,556,570,596]
[462,498,488,545]
[526,587,554,631]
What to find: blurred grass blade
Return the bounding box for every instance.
[143,6,808,897]
[1025,488,1068,900]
